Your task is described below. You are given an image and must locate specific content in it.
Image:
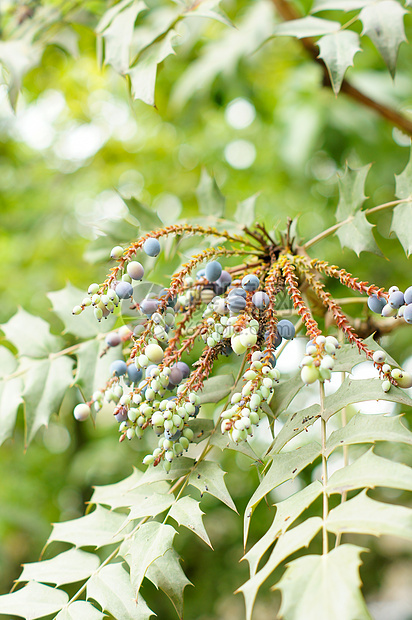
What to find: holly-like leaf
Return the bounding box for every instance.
[188,460,237,511]
[87,563,154,620]
[239,518,322,620]
[128,492,175,520]
[327,491,412,540]
[169,496,212,547]
[47,505,130,549]
[317,31,361,94]
[146,549,192,619]
[119,522,176,591]
[276,545,372,620]
[196,168,226,218]
[333,334,398,373]
[336,210,381,256]
[123,196,163,230]
[90,468,145,508]
[55,601,105,620]
[244,444,321,544]
[96,0,137,34]
[360,1,407,78]
[101,0,147,73]
[0,346,23,445]
[2,308,64,358]
[336,163,370,220]
[269,372,304,417]
[392,148,412,256]
[18,549,100,587]
[327,448,412,494]
[49,27,80,58]
[0,40,43,109]
[128,30,177,106]
[74,338,120,400]
[198,373,234,404]
[312,0,374,11]
[235,194,258,228]
[184,0,233,27]
[326,413,412,457]
[0,581,69,619]
[273,16,340,38]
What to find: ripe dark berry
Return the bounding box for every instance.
[105,332,121,347]
[252,291,269,309]
[127,365,143,383]
[242,274,259,291]
[404,303,412,324]
[388,290,404,309]
[367,294,386,314]
[205,261,222,282]
[140,299,159,315]
[228,287,247,299]
[169,366,184,385]
[277,319,295,340]
[110,360,128,376]
[404,286,412,305]
[228,295,247,313]
[176,361,190,378]
[115,281,133,299]
[143,238,161,257]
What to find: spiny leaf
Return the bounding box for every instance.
[146,549,192,619]
[101,0,147,73]
[317,31,361,94]
[327,491,412,540]
[128,492,175,520]
[169,496,212,548]
[90,468,152,508]
[55,601,105,620]
[312,0,374,11]
[196,168,226,218]
[2,308,64,358]
[198,373,234,404]
[327,448,412,494]
[333,334,398,373]
[0,40,43,110]
[269,372,304,417]
[273,16,340,38]
[188,460,236,511]
[18,549,100,587]
[360,1,407,78]
[244,444,321,545]
[238,518,322,620]
[128,30,177,107]
[336,163,370,220]
[326,413,412,457]
[47,505,130,549]
[244,481,322,574]
[336,211,381,255]
[0,581,69,619]
[235,194,258,227]
[0,346,23,445]
[96,0,137,34]
[119,522,176,591]
[122,196,162,230]
[184,0,233,27]
[87,563,154,620]
[276,545,372,620]
[74,338,120,400]
[391,203,412,257]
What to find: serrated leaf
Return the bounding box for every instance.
[119,521,176,591]
[74,338,120,400]
[22,355,74,445]
[336,163,370,220]
[196,168,226,217]
[326,413,412,457]
[244,481,322,574]
[0,581,69,619]
[146,549,191,618]
[18,549,100,586]
[333,334,398,373]
[244,444,321,545]
[327,448,412,494]
[337,210,381,255]
[312,0,374,11]
[210,428,262,460]
[276,545,372,620]
[187,418,214,443]
[184,0,233,27]
[269,372,304,417]
[128,29,177,106]
[90,468,144,507]
[87,563,154,620]
[169,496,212,547]
[139,456,195,485]
[0,40,42,109]
[128,492,175,519]
[123,196,162,230]
[102,0,147,73]
[198,373,234,404]
[360,1,407,78]
[239,518,322,620]
[395,146,412,200]
[47,505,130,549]
[317,31,361,94]
[55,601,105,620]
[327,491,412,540]
[391,203,412,257]
[0,346,23,445]
[273,16,340,38]
[188,460,236,511]
[235,194,258,227]
[96,0,136,33]
[2,308,63,358]
[49,27,80,58]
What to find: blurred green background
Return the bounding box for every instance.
[0,0,412,618]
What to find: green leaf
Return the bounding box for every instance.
[244,444,321,545]
[235,194,258,227]
[209,427,262,460]
[128,492,175,520]
[336,210,381,256]
[119,521,176,591]
[184,0,233,27]
[276,545,372,620]
[312,0,374,11]
[123,196,163,230]
[0,346,23,445]
[18,549,100,586]
[101,1,147,73]
[269,372,304,417]
[0,40,42,109]
[188,460,236,511]
[244,481,322,574]
[128,30,177,107]
[333,334,398,373]
[55,601,105,620]
[87,563,154,620]
[47,505,130,549]
[327,448,412,494]
[273,16,340,38]
[0,581,69,619]
[317,31,361,94]
[169,496,212,547]
[146,549,192,619]
[391,203,412,257]
[195,168,226,218]
[48,284,115,338]
[74,338,121,400]
[327,491,412,540]
[139,457,195,485]
[198,373,234,404]
[96,0,136,33]
[239,518,322,620]
[2,308,63,358]
[90,468,145,507]
[49,27,80,58]
[360,1,407,78]
[326,413,412,457]
[336,163,370,220]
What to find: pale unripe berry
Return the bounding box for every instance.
[145,344,164,364]
[127,261,145,280]
[372,351,386,364]
[73,403,91,421]
[382,380,391,393]
[231,335,248,356]
[143,454,155,465]
[301,365,319,384]
[110,245,123,259]
[72,305,83,315]
[394,371,412,389]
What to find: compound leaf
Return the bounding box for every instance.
[18,549,100,587]
[317,31,361,94]
[146,549,192,619]
[0,581,69,619]
[169,496,212,547]
[188,460,236,511]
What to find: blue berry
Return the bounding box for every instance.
[197,269,206,279]
[169,366,183,386]
[127,365,143,383]
[140,299,159,315]
[228,296,247,313]
[242,274,259,291]
[176,361,190,378]
[277,319,295,340]
[205,261,222,282]
[404,304,412,324]
[228,287,247,299]
[115,410,128,423]
[367,294,386,314]
[252,292,269,309]
[388,290,404,309]
[116,281,133,299]
[127,261,145,281]
[143,238,161,257]
[165,428,182,441]
[110,360,128,376]
[404,286,412,305]
[105,332,121,347]
[145,364,159,378]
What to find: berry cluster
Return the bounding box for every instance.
[368,285,412,323]
[71,223,412,469]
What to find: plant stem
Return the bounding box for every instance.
[320,380,329,555]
